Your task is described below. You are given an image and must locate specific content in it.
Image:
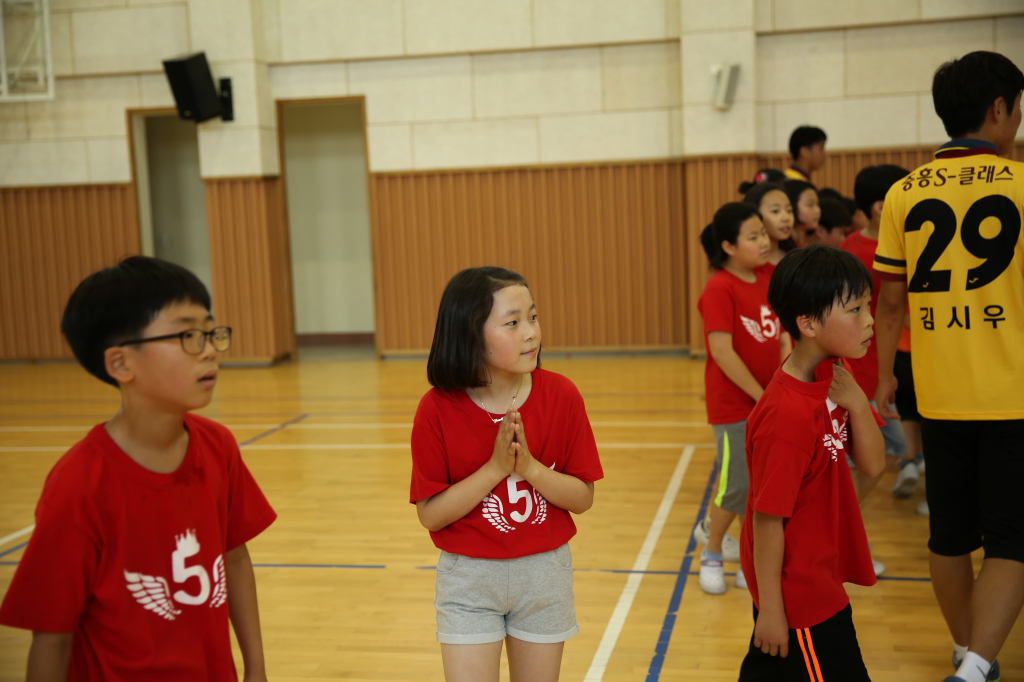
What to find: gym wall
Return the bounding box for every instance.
[0,0,1021,360]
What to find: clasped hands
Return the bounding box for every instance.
[488,407,540,481]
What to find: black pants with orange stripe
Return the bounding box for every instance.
[739,604,870,682]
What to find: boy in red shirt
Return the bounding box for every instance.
[0,257,276,681]
[739,245,886,681]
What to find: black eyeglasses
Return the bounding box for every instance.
[119,327,233,355]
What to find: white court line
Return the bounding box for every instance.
[0,421,710,432]
[0,525,34,548]
[583,445,695,682]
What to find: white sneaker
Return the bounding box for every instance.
[735,565,748,589]
[873,559,886,577]
[917,501,930,516]
[698,554,727,595]
[691,518,741,563]
[892,460,919,498]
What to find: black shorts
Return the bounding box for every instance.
[739,604,869,682]
[921,418,1024,563]
[892,351,919,422]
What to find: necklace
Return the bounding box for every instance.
[473,374,524,424]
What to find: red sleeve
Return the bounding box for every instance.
[0,501,98,633]
[700,278,736,334]
[561,390,604,483]
[750,436,811,518]
[226,442,277,551]
[869,402,886,428]
[410,394,452,503]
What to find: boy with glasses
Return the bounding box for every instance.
[0,256,276,681]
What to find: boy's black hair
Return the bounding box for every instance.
[788,126,827,160]
[426,267,538,392]
[738,168,787,194]
[769,245,873,339]
[933,51,1024,138]
[783,179,817,225]
[853,164,910,215]
[61,256,213,387]
[818,198,851,233]
[817,187,843,202]
[700,202,762,269]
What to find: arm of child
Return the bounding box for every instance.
[707,332,765,402]
[27,632,72,682]
[511,411,595,514]
[752,511,789,658]
[830,363,886,478]
[415,408,517,532]
[226,543,267,682]
[874,279,909,419]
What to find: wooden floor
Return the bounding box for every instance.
[1,351,1021,681]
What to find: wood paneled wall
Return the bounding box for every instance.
[0,185,139,359]
[370,163,687,354]
[205,177,296,363]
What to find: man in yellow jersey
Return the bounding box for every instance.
[785,126,827,181]
[873,51,1024,682]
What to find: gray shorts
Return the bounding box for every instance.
[712,421,748,515]
[434,544,579,645]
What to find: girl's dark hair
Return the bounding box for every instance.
[745,181,798,252]
[61,256,213,387]
[768,244,873,339]
[700,202,761,269]
[738,168,786,194]
[426,267,537,391]
[818,198,851,233]
[783,179,818,225]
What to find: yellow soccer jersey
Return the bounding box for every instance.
[784,165,810,181]
[875,139,1024,420]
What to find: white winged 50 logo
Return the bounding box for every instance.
[740,305,779,344]
[124,529,227,621]
[482,466,554,532]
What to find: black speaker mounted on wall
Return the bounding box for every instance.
[162,52,233,123]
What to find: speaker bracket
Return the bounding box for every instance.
[219,78,233,122]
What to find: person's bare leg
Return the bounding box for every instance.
[930,552,975,647]
[706,503,737,554]
[901,420,922,461]
[505,637,564,682]
[441,641,503,682]
[968,558,1024,662]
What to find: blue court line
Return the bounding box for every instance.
[646,457,719,682]
[239,413,309,447]
[0,542,27,559]
[253,563,386,569]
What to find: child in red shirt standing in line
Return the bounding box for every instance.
[739,245,886,681]
[784,179,822,247]
[693,203,791,595]
[0,257,276,681]
[410,267,603,682]
[742,178,798,266]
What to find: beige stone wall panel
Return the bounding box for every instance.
[349,56,472,124]
[473,48,602,119]
[602,42,681,111]
[278,0,404,62]
[756,31,844,103]
[404,0,533,55]
[71,5,189,74]
[533,0,667,47]
[538,110,671,163]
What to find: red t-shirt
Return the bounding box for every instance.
[0,414,276,681]
[841,231,882,396]
[410,369,603,559]
[698,266,783,424]
[739,359,882,629]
